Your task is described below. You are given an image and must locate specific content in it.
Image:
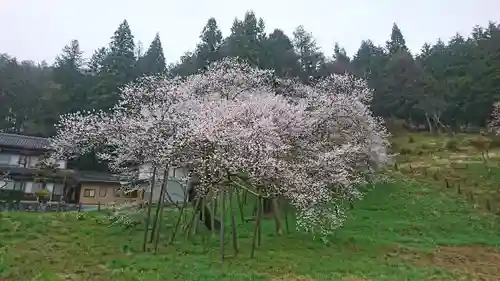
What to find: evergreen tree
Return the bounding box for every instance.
[88,47,108,75]
[261,29,300,77]
[52,40,86,114]
[196,18,223,69]
[386,23,409,55]
[104,19,136,81]
[222,11,266,67]
[352,40,388,116]
[323,42,352,75]
[137,33,166,76]
[293,25,325,83]
[90,19,136,110]
[169,51,199,77]
[54,40,83,70]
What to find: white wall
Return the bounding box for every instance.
[140,166,189,204]
[55,160,67,169]
[31,182,43,193]
[8,154,20,166]
[170,167,188,179]
[45,183,54,193]
[139,163,153,180]
[24,182,33,193]
[139,164,188,182]
[145,180,187,204]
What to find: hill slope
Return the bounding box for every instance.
[1,176,499,281]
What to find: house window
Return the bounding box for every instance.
[0,154,11,165]
[30,182,44,193]
[55,160,67,169]
[13,181,25,191]
[99,187,107,197]
[123,190,138,198]
[83,189,95,197]
[0,180,14,189]
[53,183,64,195]
[28,156,40,168]
[24,182,34,193]
[18,156,28,167]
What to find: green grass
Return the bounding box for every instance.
[1,179,499,281]
[393,132,500,213]
[1,133,500,281]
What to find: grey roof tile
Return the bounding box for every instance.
[0,133,50,150]
[76,171,121,183]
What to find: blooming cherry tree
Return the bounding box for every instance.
[47,58,390,241]
[488,102,500,135]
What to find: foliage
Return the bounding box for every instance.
[442,138,459,151]
[108,210,142,229]
[37,188,49,198]
[488,102,500,135]
[0,172,8,188]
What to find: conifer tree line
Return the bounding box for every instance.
[1,11,499,137]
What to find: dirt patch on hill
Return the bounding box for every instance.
[431,245,500,280]
[388,245,500,280]
[271,273,316,281]
[341,276,370,281]
[271,274,370,281]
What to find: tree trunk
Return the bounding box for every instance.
[263,198,273,217]
[425,112,433,134]
[187,177,221,231]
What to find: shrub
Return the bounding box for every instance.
[488,135,500,148]
[420,142,435,151]
[468,135,492,153]
[385,118,408,135]
[108,209,142,229]
[399,147,413,155]
[443,138,459,151]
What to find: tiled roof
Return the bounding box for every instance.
[0,133,50,150]
[76,171,121,183]
[0,165,76,179]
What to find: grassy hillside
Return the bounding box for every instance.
[1,133,500,281]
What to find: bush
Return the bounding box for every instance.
[385,118,408,135]
[399,147,413,155]
[468,136,492,152]
[108,210,141,229]
[420,142,435,150]
[488,135,500,148]
[443,138,459,151]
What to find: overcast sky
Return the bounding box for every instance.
[1,0,499,65]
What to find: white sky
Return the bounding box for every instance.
[1,0,498,65]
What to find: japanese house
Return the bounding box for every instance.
[77,171,143,205]
[0,132,143,205]
[0,132,67,201]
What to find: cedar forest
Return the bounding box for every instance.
[1,12,500,138]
